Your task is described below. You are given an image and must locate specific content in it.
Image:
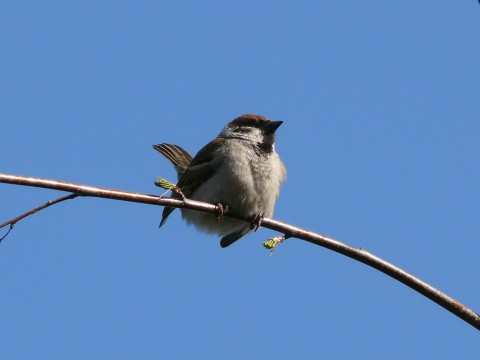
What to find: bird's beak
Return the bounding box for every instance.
[263,121,283,134]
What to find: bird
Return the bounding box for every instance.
[153,114,286,248]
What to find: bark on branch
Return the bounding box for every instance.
[1,173,479,330]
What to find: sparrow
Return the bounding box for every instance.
[153,114,286,248]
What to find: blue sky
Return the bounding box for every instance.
[1,1,479,358]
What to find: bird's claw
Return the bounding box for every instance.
[250,212,264,231]
[215,203,228,223]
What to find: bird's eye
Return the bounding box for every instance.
[232,127,249,133]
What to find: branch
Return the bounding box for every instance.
[1,173,479,331]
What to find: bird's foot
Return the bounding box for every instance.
[215,203,229,223]
[250,212,264,231]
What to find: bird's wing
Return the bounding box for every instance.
[160,137,225,226]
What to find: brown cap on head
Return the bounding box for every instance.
[229,114,283,134]
[230,114,271,127]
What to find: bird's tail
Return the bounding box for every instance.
[153,143,193,179]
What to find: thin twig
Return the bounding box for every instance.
[0,225,13,242]
[0,193,79,242]
[0,173,479,331]
[0,193,79,228]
